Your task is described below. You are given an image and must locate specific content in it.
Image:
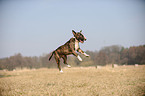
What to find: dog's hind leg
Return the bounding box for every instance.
[62,55,71,68]
[54,52,63,72]
[62,55,67,64]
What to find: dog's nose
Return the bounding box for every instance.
[84,37,87,41]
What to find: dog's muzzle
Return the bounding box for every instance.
[84,37,87,41]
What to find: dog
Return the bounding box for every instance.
[49,30,89,72]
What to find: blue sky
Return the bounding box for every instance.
[0,0,145,58]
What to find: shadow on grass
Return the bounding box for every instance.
[0,75,13,78]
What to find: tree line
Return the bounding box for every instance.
[0,45,145,70]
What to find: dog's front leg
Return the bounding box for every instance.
[77,48,90,57]
[72,51,82,61]
[70,42,82,61]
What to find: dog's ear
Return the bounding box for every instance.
[72,30,76,36]
[80,30,82,33]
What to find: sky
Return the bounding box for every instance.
[0,0,145,58]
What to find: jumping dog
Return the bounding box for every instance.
[49,30,89,72]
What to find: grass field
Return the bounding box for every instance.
[0,65,145,96]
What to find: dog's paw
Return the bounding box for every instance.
[83,53,90,57]
[67,65,71,68]
[86,55,90,57]
[77,55,82,61]
[60,70,63,73]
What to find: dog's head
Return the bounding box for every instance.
[72,30,87,43]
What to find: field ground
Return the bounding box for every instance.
[0,65,145,96]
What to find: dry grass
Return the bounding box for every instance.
[0,65,145,96]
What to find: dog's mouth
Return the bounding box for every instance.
[80,40,84,43]
[80,39,86,43]
[79,37,87,43]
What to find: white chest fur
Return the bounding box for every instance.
[75,39,79,51]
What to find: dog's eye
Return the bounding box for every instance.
[78,33,81,36]
[80,35,84,38]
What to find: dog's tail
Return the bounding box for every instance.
[49,51,55,61]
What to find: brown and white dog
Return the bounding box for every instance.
[49,30,89,72]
